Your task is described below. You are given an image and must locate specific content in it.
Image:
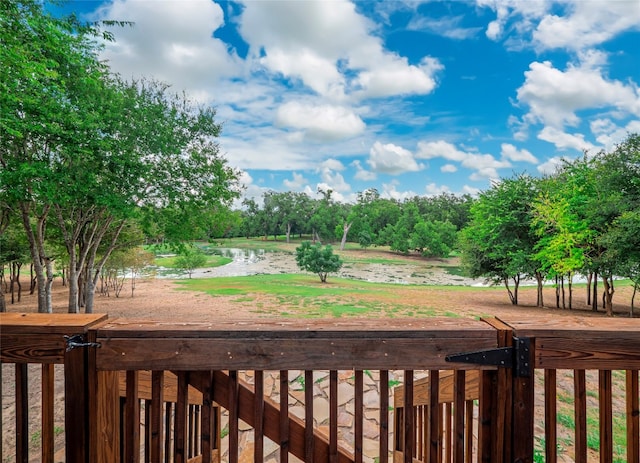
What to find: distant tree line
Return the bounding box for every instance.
[235,188,472,258]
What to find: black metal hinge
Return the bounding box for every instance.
[445,337,531,377]
[64,334,101,352]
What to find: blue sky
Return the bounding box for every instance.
[60,0,640,203]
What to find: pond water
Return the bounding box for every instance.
[212,247,266,263]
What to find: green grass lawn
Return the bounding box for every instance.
[174,273,489,318]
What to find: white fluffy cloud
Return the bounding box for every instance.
[416,140,511,179]
[93,0,240,100]
[537,156,565,175]
[478,0,640,52]
[500,143,538,163]
[275,102,365,141]
[283,172,309,191]
[533,1,640,51]
[517,60,640,128]
[441,164,458,173]
[351,160,377,181]
[537,127,596,152]
[367,142,424,175]
[239,0,442,101]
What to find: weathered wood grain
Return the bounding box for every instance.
[0,313,107,334]
[97,337,496,371]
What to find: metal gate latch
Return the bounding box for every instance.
[445,337,531,377]
[64,334,102,352]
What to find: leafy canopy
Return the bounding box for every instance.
[295,241,343,283]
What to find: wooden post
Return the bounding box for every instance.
[65,343,88,463]
[511,340,534,463]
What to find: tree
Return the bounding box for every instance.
[460,175,542,306]
[295,241,343,283]
[599,211,640,315]
[1,3,240,312]
[410,220,457,258]
[175,246,208,279]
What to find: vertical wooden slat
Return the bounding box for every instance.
[627,370,640,463]
[145,400,151,463]
[164,402,173,463]
[379,370,389,463]
[120,397,126,463]
[190,404,198,458]
[42,363,54,463]
[329,370,338,463]
[464,400,473,463]
[279,370,289,463]
[65,344,88,463]
[150,371,164,463]
[15,363,28,463]
[174,372,189,463]
[545,369,557,463]
[304,370,314,463]
[354,370,364,463]
[185,406,194,460]
[477,371,495,462]
[194,406,200,457]
[200,372,213,463]
[453,370,465,463]
[0,363,3,458]
[254,370,264,463]
[97,371,120,463]
[228,370,239,463]
[418,405,424,461]
[445,403,452,463]
[403,370,414,463]
[599,370,613,463]
[429,370,440,463]
[125,370,140,463]
[574,369,587,463]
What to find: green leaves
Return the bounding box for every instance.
[295,241,343,283]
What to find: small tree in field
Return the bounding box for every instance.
[175,246,208,279]
[295,241,343,283]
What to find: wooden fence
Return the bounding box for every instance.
[1,313,639,463]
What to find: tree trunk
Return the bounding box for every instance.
[10,262,22,304]
[84,220,126,313]
[30,264,36,295]
[602,275,614,317]
[592,271,598,311]
[20,203,52,313]
[561,275,566,309]
[568,272,573,310]
[586,272,592,305]
[340,222,352,251]
[286,222,292,243]
[631,283,637,317]
[503,277,517,305]
[534,272,544,307]
[67,248,80,313]
[0,267,5,312]
[555,276,560,308]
